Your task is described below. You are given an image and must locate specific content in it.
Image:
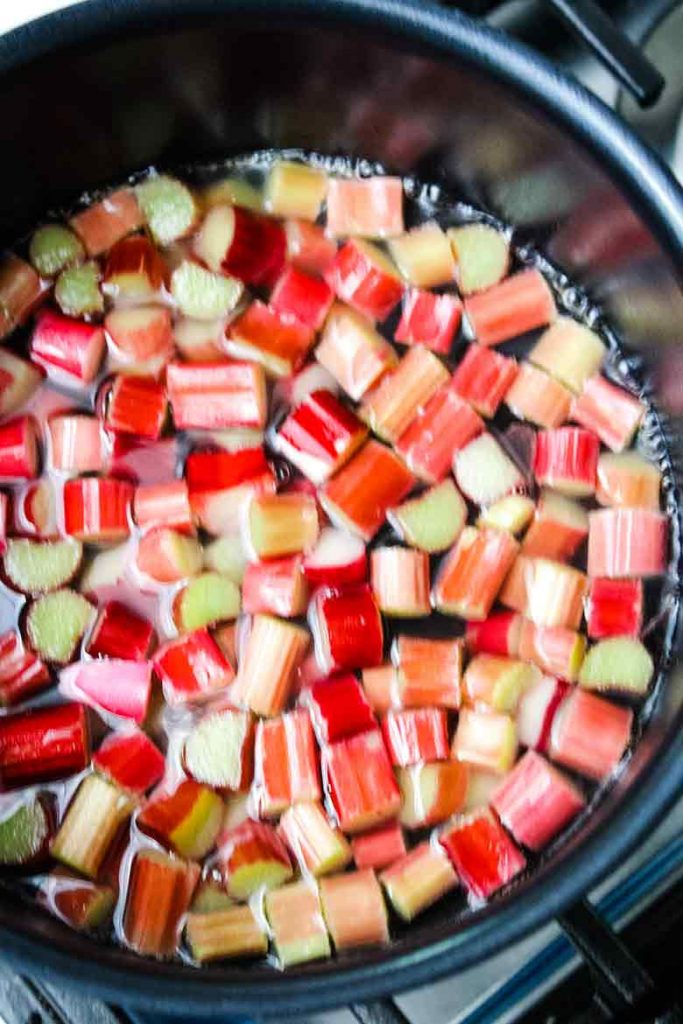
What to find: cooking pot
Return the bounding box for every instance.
[0,2,682,1020]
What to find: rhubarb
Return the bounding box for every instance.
[274,389,368,484]
[452,707,517,774]
[29,224,84,277]
[138,779,224,859]
[31,309,105,384]
[381,841,457,920]
[549,688,633,780]
[194,203,284,287]
[226,300,315,377]
[0,630,50,707]
[232,614,308,717]
[505,362,572,429]
[361,346,449,443]
[167,360,267,431]
[440,810,526,901]
[279,802,352,877]
[63,477,133,543]
[310,584,383,673]
[252,709,320,815]
[393,635,463,709]
[521,489,588,562]
[371,546,431,617]
[186,904,267,963]
[105,375,167,440]
[0,702,89,789]
[389,479,467,553]
[153,628,234,704]
[464,267,556,346]
[136,528,202,583]
[322,728,400,833]
[52,773,135,878]
[184,708,254,791]
[55,260,103,317]
[463,654,536,713]
[466,612,522,658]
[596,451,661,508]
[351,821,406,871]
[571,374,644,452]
[266,879,331,966]
[123,848,199,957]
[316,303,398,401]
[433,526,519,619]
[586,578,643,639]
[270,264,334,330]
[452,344,518,418]
[0,349,43,419]
[302,527,367,587]
[447,223,510,295]
[0,796,54,869]
[579,636,653,696]
[397,760,468,829]
[93,729,164,795]
[173,572,241,631]
[266,160,328,221]
[27,589,94,664]
[69,189,142,255]
[304,672,375,744]
[394,289,462,354]
[48,415,103,475]
[326,176,404,238]
[587,508,667,578]
[135,175,197,245]
[4,538,82,595]
[320,440,415,541]
[170,260,243,320]
[218,820,293,900]
[381,707,449,767]
[0,416,39,480]
[59,658,152,724]
[530,317,604,393]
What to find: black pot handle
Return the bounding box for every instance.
[349,998,411,1024]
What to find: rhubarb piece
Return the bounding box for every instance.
[105,305,173,365]
[397,760,468,829]
[167,360,267,431]
[0,702,88,789]
[78,542,130,594]
[0,349,43,419]
[371,546,430,617]
[381,841,457,920]
[103,235,167,300]
[596,451,661,509]
[530,317,605,393]
[326,238,403,322]
[27,589,94,664]
[105,375,168,441]
[362,665,398,714]
[326,176,403,238]
[285,218,337,275]
[59,659,152,724]
[518,621,586,682]
[203,534,248,581]
[173,316,224,361]
[517,673,570,753]
[491,750,585,851]
[133,481,193,534]
[93,729,164,794]
[464,267,556,346]
[0,631,50,707]
[170,260,243,320]
[382,707,449,767]
[252,709,320,815]
[396,385,484,483]
[521,489,588,562]
[389,222,455,288]
[70,189,143,255]
[184,708,254,790]
[218,820,293,900]
[571,374,644,452]
[579,636,653,696]
[233,614,308,717]
[319,869,389,948]
[153,628,234,704]
[190,880,235,914]
[351,821,406,870]
[48,415,103,475]
[361,346,448,443]
[433,526,519,619]
[186,904,267,963]
[478,494,535,536]
[279,802,352,877]
[454,433,524,507]
[194,204,285,287]
[534,426,599,498]
[266,160,328,221]
[173,572,241,631]
[138,780,224,858]
[393,635,463,709]
[452,707,517,774]
[549,688,633,780]
[202,177,263,211]
[463,768,501,811]
[316,303,397,400]
[242,556,307,618]
[466,612,522,658]
[447,223,509,295]
[246,492,319,559]
[505,362,572,429]
[213,622,238,668]
[189,447,276,535]
[322,728,400,833]
[440,810,526,901]
[274,389,368,484]
[63,477,133,543]
[499,555,531,613]
[303,527,367,587]
[15,480,56,539]
[320,441,415,541]
[136,528,202,583]
[135,175,197,245]
[226,300,314,377]
[390,479,467,553]
[40,871,115,930]
[270,265,334,330]
[55,260,103,317]
[0,796,54,869]
[279,361,340,408]
[124,848,199,957]
[310,584,383,673]
[452,344,518,418]
[266,879,331,966]
[52,773,134,878]
[29,224,84,277]
[587,508,667,578]
[4,538,82,595]
[304,672,375,744]
[462,655,537,713]
[0,416,39,481]
[394,288,462,355]
[520,558,587,630]
[586,578,643,639]
[0,254,47,339]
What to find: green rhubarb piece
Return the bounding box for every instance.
[29,224,84,278]
[390,480,467,553]
[203,536,248,582]
[184,710,251,789]
[27,589,95,664]
[447,223,509,295]
[169,786,224,860]
[79,542,130,594]
[579,637,654,696]
[203,177,263,211]
[51,773,135,879]
[191,879,235,914]
[55,260,104,317]
[175,572,241,631]
[0,797,52,868]
[171,261,243,321]
[135,175,197,245]
[4,538,83,595]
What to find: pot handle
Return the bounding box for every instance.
[349,999,411,1024]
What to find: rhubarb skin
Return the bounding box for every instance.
[51,773,135,878]
[246,492,320,560]
[194,203,285,288]
[440,810,526,901]
[265,879,331,967]
[285,218,337,275]
[587,508,667,578]
[124,848,199,958]
[138,779,224,859]
[393,635,463,709]
[133,481,193,535]
[549,688,633,780]
[326,176,404,238]
[49,415,104,475]
[69,188,142,256]
[62,478,133,543]
[40,870,115,930]
[394,289,462,354]
[518,620,586,682]
[0,349,44,420]
[233,614,309,717]
[153,628,235,705]
[521,489,588,562]
[274,389,368,485]
[361,346,449,444]
[279,802,352,877]
[59,659,152,725]
[0,416,39,480]
[186,904,267,963]
[270,264,334,330]
[218,820,293,901]
[351,821,406,871]
[166,360,267,431]
[370,546,431,617]
[521,558,587,631]
[571,374,644,452]
[396,384,484,483]
[491,750,585,851]
[105,375,168,440]
[587,578,643,639]
[533,427,599,497]
[316,302,398,401]
[93,729,165,795]
[320,440,415,541]
[310,584,384,673]
[323,728,401,833]
[596,451,662,509]
[319,869,389,949]
[302,527,368,588]
[31,310,105,384]
[183,708,255,791]
[304,672,376,744]
[530,317,605,393]
[466,612,522,658]
[464,267,556,347]
[186,446,276,535]
[452,344,519,418]
[452,707,518,775]
[252,709,320,815]
[0,702,89,790]
[361,665,399,715]
[242,556,308,618]
[226,300,315,377]
[381,841,458,921]
[381,708,449,767]
[433,526,519,620]
[504,362,572,429]
[397,760,469,828]
[103,234,168,299]
[517,673,571,753]
[0,630,50,707]
[0,254,48,339]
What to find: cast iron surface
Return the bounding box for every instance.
[0,0,681,1014]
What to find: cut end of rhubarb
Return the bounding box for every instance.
[27,589,94,664]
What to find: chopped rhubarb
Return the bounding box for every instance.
[0,630,50,707]
[596,451,661,509]
[173,316,224,361]
[394,289,462,354]
[464,769,507,811]
[266,160,328,221]
[186,446,275,534]
[316,302,398,401]
[518,620,586,681]
[93,729,164,795]
[279,802,352,877]
[326,238,403,322]
[433,526,519,620]
[0,702,88,790]
[4,537,82,595]
[579,636,653,696]
[105,375,168,441]
[0,796,54,870]
[310,584,383,674]
[173,572,241,631]
[447,223,510,295]
[202,176,263,211]
[285,218,337,275]
[136,528,202,583]
[252,709,320,815]
[521,489,588,562]
[270,265,334,330]
[452,344,519,418]
[78,542,130,595]
[184,708,254,790]
[203,534,248,582]
[39,870,114,930]
[0,254,47,339]
[55,260,103,318]
[452,707,517,774]
[466,612,523,658]
[517,673,571,753]
[533,426,599,497]
[69,189,142,255]
[105,305,173,365]
[226,300,315,377]
[361,346,449,443]
[440,810,526,901]
[396,383,484,483]
[27,589,94,664]
[123,848,199,957]
[320,440,415,541]
[549,688,633,780]
[59,659,152,724]
[381,841,457,921]
[31,309,104,385]
[478,494,535,535]
[587,508,667,578]
[519,558,587,630]
[133,481,193,534]
[48,415,103,475]
[393,635,463,709]
[302,527,367,588]
[371,546,430,617]
[274,389,368,484]
[323,728,400,833]
[505,362,572,429]
[303,672,375,744]
[186,904,267,963]
[571,374,644,452]
[586,577,643,639]
[463,654,536,713]
[167,360,267,431]
[170,260,243,320]
[109,434,178,485]
[389,222,455,288]
[246,492,319,560]
[279,361,340,407]
[232,614,309,717]
[351,821,406,871]
[464,268,556,347]
[382,707,449,767]
[492,750,585,851]
[194,203,284,287]
[530,317,605,393]
[266,879,331,966]
[63,477,133,543]
[326,176,404,238]
[361,665,399,715]
[15,479,56,539]
[135,175,197,246]
[397,760,468,829]
[242,556,307,618]
[218,819,293,900]
[153,628,234,704]
[390,479,467,554]
[190,879,235,914]
[30,223,84,278]
[320,868,389,948]
[139,779,224,859]
[0,416,38,480]
[52,773,135,878]
[0,349,43,419]
[454,432,525,507]
[103,234,168,300]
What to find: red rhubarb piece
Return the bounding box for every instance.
[351,821,406,871]
[518,621,586,682]
[105,305,174,365]
[123,848,199,958]
[316,303,397,401]
[84,596,152,664]
[466,612,522,658]
[242,556,308,618]
[153,628,234,704]
[381,708,449,767]
[320,440,415,541]
[394,288,462,354]
[270,265,334,330]
[15,480,57,538]
[105,375,167,440]
[274,389,368,485]
[285,218,337,275]
[0,348,44,419]
[587,577,643,639]
[533,427,599,497]
[93,729,165,794]
[319,868,389,949]
[464,268,556,347]
[310,584,383,673]
[521,490,588,562]
[133,481,193,535]
[571,374,644,452]
[103,235,168,297]
[304,672,375,744]
[517,673,571,753]
[587,508,667,578]
[166,360,267,431]
[326,239,404,322]
[505,362,572,429]
[0,630,50,707]
[393,635,463,709]
[323,728,401,833]
[59,659,152,724]
[397,760,469,829]
[0,416,39,480]
[226,300,315,377]
[370,545,431,618]
[491,750,585,851]
[361,346,449,444]
[0,702,89,789]
[451,344,519,418]
[138,779,224,859]
[186,445,276,534]
[302,527,367,588]
[48,415,103,475]
[451,707,517,775]
[433,526,519,620]
[195,203,285,288]
[69,189,142,256]
[252,709,320,816]
[232,615,309,717]
[549,688,633,780]
[217,820,293,901]
[0,254,48,339]
[440,810,526,901]
[31,310,105,385]
[135,527,202,583]
[396,384,484,483]
[326,176,404,238]
[108,434,178,485]
[62,477,133,543]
